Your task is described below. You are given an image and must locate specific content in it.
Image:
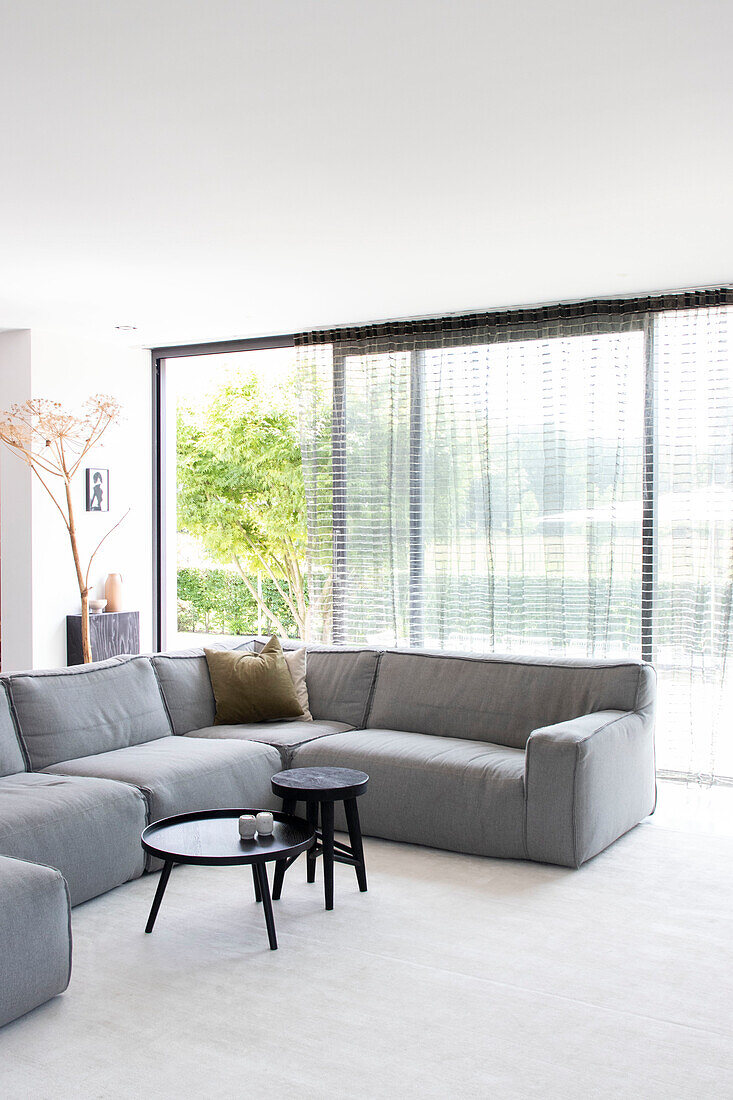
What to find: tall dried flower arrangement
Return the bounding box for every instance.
[0,395,125,663]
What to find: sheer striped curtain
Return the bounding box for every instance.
[296,292,733,780]
[653,304,733,779]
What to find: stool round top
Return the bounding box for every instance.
[272,766,369,801]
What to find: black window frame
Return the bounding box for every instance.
[151,335,295,651]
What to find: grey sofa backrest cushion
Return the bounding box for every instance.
[304,646,382,727]
[5,656,172,770]
[253,637,382,727]
[152,652,215,734]
[366,650,649,749]
[152,640,256,735]
[0,682,27,775]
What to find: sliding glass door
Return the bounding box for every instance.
[295,296,733,780]
[300,320,647,658]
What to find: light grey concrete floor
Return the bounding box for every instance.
[1,782,732,1100]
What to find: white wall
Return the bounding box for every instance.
[0,328,153,670]
[0,330,33,671]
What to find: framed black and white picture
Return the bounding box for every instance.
[85,468,109,512]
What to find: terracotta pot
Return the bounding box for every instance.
[104,573,123,613]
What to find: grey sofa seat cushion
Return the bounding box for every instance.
[292,728,527,859]
[184,719,353,750]
[43,736,282,836]
[0,681,26,776]
[0,854,72,1028]
[302,646,382,727]
[0,772,147,906]
[5,656,172,770]
[367,649,650,750]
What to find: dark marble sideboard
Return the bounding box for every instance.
[66,611,140,666]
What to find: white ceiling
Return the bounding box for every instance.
[0,0,731,349]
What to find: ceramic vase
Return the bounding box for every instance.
[104,573,123,613]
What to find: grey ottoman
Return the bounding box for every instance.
[0,855,72,1028]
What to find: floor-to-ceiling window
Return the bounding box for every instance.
[156,290,733,781]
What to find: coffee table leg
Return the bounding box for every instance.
[252,863,262,903]
[272,797,297,900]
[145,859,174,933]
[306,801,319,883]
[321,800,335,911]
[255,862,278,950]
[344,797,368,892]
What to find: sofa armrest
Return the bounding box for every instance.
[0,855,72,1027]
[524,708,656,868]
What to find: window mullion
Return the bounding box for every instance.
[409,348,425,647]
[641,314,657,663]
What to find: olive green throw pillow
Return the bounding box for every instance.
[205,637,304,724]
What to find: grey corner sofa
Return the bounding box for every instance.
[0,640,655,1029]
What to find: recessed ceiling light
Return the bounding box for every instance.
[114,324,137,332]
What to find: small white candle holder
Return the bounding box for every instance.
[238,814,257,839]
[255,811,274,836]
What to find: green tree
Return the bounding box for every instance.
[177,374,309,637]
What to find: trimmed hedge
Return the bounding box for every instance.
[180,567,722,657]
[177,568,298,637]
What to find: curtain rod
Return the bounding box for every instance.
[295,286,733,346]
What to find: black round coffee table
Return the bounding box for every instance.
[141,808,314,950]
[270,767,369,911]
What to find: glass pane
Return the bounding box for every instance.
[163,346,303,649]
[420,331,645,656]
[333,329,645,654]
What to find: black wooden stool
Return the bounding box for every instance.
[270,766,369,911]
